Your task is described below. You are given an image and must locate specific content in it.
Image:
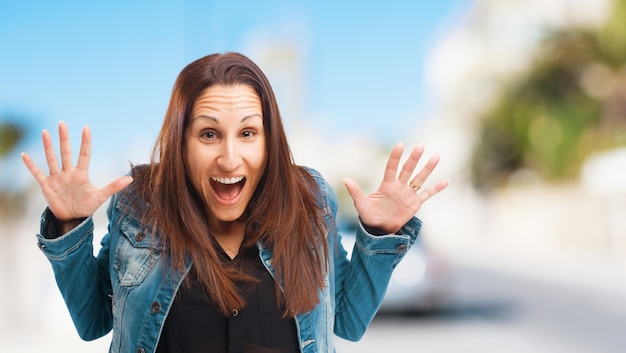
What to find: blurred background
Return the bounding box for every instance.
[2,0,626,352]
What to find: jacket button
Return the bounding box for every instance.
[397,244,407,251]
[135,232,145,242]
[232,309,239,317]
[136,348,145,353]
[150,301,162,313]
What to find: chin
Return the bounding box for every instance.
[212,210,246,223]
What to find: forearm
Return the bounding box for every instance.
[333,217,421,341]
[37,209,114,340]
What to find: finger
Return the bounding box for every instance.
[98,176,134,202]
[382,142,404,183]
[343,177,366,205]
[418,179,449,204]
[58,121,73,171]
[42,129,60,175]
[410,153,440,189]
[397,144,424,185]
[76,125,92,171]
[21,152,48,186]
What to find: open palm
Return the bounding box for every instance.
[343,142,448,234]
[21,121,133,223]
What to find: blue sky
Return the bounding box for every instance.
[0,0,469,188]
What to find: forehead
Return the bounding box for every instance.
[192,84,261,114]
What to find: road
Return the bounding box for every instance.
[335,262,626,353]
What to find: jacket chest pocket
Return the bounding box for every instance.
[113,217,162,286]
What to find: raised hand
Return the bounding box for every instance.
[21,121,133,227]
[343,142,448,234]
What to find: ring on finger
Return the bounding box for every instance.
[409,182,421,192]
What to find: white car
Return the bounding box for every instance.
[339,222,451,313]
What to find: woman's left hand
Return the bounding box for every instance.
[343,142,448,234]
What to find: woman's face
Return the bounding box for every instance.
[185,84,267,226]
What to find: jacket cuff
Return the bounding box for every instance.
[36,208,93,259]
[355,216,422,255]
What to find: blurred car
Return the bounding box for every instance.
[338,220,452,313]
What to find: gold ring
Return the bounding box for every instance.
[409,183,420,192]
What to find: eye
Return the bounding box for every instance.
[200,129,217,140]
[241,129,257,139]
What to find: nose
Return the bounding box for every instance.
[217,138,242,171]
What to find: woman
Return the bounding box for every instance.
[21,52,448,353]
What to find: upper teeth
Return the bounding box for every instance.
[212,176,244,185]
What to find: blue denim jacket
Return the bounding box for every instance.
[36,168,421,353]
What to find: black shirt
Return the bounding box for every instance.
[155,246,301,353]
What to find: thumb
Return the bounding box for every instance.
[343,177,366,204]
[100,175,134,200]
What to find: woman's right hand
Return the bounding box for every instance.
[21,121,133,228]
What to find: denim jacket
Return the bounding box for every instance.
[36,168,421,353]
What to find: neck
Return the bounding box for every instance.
[210,220,245,259]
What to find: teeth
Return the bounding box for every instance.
[211,176,244,185]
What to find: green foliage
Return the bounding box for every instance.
[0,122,24,157]
[0,118,28,219]
[471,0,626,192]
[596,0,626,66]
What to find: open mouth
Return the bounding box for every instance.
[210,176,246,203]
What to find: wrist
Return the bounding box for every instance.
[52,215,85,236]
[359,217,400,236]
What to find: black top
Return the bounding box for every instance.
[155,246,301,353]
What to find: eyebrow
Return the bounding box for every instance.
[193,114,262,123]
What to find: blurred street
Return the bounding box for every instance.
[337,256,626,353]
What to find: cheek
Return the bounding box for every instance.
[183,145,201,182]
[250,141,267,172]
[250,159,267,190]
[184,140,205,169]
[183,147,193,174]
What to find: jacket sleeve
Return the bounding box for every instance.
[323,180,421,341]
[36,195,118,341]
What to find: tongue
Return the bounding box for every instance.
[212,181,242,201]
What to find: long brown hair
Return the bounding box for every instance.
[134,52,328,317]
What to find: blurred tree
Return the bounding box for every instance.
[0,118,28,219]
[471,0,626,192]
[0,122,24,157]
